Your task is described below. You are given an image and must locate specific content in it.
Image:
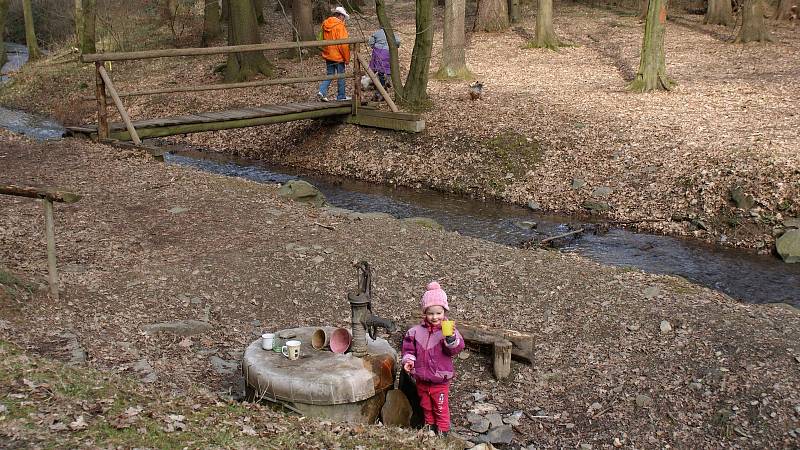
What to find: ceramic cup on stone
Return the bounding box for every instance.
[311,328,331,350]
[329,328,352,354]
[282,340,301,360]
[261,333,275,351]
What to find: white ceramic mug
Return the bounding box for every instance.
[282,340,301,360]
[261,333,275,351]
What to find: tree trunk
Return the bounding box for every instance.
[735,0,772,43]
[76,0,96,54]
[254,0,265,23]
[403,0,435,105]
[704,0,734,26]
[222,0,230,21]
[475,0,509,31]
[375,0,404,99]
[22,0,41,60]
[292,0,316,41]
[638,0,649,20]
[0,0,8,67]
[508,0,520,23]
[225,0,273,81]
[773,0,795,19]
[629,0,673,92]
[531,0,561,50]
[202,0,222,46]
[435,0,471,79]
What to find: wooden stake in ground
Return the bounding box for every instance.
[629,0,673,92]
[493,339,512,380]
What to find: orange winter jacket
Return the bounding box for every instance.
[320,17,350,63]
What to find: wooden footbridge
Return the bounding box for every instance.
[67,38,424,144]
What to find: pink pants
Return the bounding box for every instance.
[416,380,451,432]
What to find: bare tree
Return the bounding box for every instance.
[475,0,509,32]
[435,0,472,79]
[226,0,273,81]
[0,0,7,67]
[22,0,41,60]
[75,0,97,54]
[773,0,796,19]
[292,0,316,42]
[530,0,562,50]
[629,0,673,92]
[735,0,772,43]
[254,0,265,23]
[704,0,734,26]
[202,0,222,46]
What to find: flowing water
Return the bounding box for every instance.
[0,101,797,308]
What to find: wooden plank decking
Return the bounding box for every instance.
[67,101,425,141]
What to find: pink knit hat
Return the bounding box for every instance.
[421,281,449,312]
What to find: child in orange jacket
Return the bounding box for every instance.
[317,7,351,102]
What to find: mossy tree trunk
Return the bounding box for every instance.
[292,0,316,41]
[375,0,404,99]
[202,0,222,46]
[435,0,472,79]
[22,0,41,60]
[254,0,265,23]
[704,0,734,26]
[531,0,562,50]
[475,0,509,31]
[773,0,795,20]
[638,0,649,20]
[0,0,8,67]
[508,0,520,23]
[403,0,434,105]
[629,0,673,92]
[735,0,772,43]
[75,0,96,54]
[225,0,273,81]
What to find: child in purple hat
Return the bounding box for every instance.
[401,281,464,436]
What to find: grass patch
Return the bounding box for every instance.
[483,130,542,179]
[0,340,453,449]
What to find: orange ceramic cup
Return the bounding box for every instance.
[441,320,455,337]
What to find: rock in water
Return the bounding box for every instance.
[729,186,755,210]
[277,180,326,207]
[776,229,800,263]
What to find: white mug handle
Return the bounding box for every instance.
[281,345,289,357]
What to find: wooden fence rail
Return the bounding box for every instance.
[0,184,81,300]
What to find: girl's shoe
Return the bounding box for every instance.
[317,92,329,102]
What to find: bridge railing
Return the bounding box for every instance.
[80,37,395,144]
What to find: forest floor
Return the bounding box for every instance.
[1,2,798,254]
[1,131,800,448]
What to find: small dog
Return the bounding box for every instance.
[469,81,483,101]
[360,75,374,91]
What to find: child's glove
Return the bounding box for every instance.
[445,335,456,345]
[403,360,414,373]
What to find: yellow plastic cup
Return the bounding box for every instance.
[442,320,455,337]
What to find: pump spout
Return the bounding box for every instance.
[363,314,396,334]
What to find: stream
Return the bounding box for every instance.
[0,103,797,307]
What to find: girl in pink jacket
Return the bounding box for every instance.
[402,281,465,435]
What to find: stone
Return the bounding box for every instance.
[474,425,514,444]
[470,402,497,414]
[514,221,538,230]
[579,445,593,450]
[471,391,487,402]
[643,286,660,299]
[209,356,239,375]
[458,350,471,360]
[311,255,325,264]
[730,186,755,210]
[168,206,189,214]
[776,229,800,263]
[143,320,213,336]
[660,320,672,334]
[277,180,326,207]
[486,412,504,428]
[784,217,800,229]
[470,417,491,433]
[503,411,523,426]
[591,186,613,199]
[527,201,541,211]
[466,412,484,425]
[132,359,157,383]
[689,382,703,391]
[400,217,444,231]
[571,178,586,189]
[471,444,497,450]
[582,200,611,212]
[636,394,653,408]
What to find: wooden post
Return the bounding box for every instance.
[493,339,512,380]
[352,42,360,115]
[42,198,59,300]
[356,54,399,113]
[95,61,109,139]
[97,65,141,145]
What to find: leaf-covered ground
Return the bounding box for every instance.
[1,131,799,448]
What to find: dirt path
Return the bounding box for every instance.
[1,131,799,447]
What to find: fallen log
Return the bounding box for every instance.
[402,321,534,365]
